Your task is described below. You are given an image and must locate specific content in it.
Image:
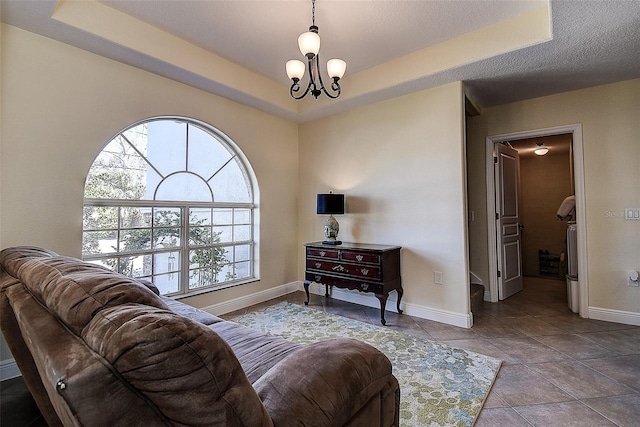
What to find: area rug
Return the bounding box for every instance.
[228,302,501,427]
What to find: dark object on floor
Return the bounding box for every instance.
[539,249,561,277]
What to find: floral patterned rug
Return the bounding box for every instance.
[229,302,501,427]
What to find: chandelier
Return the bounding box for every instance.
[285,0,346,99]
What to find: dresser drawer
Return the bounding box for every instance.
[306,248,339,259]
[340,250,380,265]
[305,272,383,294]
[306,259,381,280]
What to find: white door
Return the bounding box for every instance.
[495,143,523,300]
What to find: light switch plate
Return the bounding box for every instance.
[434,271,443,285]
[625,208,640,220]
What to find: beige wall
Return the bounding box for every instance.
[299,83,470,318]
[1,24,300,360]
[467,79,640,314]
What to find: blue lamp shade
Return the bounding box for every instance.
[317,194,344,215]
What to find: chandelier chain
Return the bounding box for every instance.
[311,0,316,27]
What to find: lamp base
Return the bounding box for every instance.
[322,240,342,245]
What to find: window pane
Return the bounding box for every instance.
[187,124,232,178]
[209,159,252,203]
[189,268,212,289]
[119,229,151,252]
[121,207,152,228]
[85,137,148,200]
[156,173,212,202]
[235,209,251,224]
[212,208,233,225]
[146,121,187,177]
[189,248,212,269]
[235,261,251,279]
[234,225,251,241]
[153,273,180,295]
[220,264,235,282]
[154,252,180,275]
[83,206,118,230]
[154,207,181,226]
[153,228,181,249]
[219,246,233,264]
[189,208,212,225]
[213,226,232,243]
[235,245,251,262]
[189,226,212,246]
[83,231,118,256]
[117,254,151,278]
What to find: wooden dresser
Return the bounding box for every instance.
[303,242,403,325]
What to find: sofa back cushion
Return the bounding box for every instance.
[83,304,273,427]
[6,285,167,427]
[0,247,168,335]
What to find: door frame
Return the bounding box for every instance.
[485,124,588,316]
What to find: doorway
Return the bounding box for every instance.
[485,124,589,317]
[510,134,574,282]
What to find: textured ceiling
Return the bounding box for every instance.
[2,0,639,122]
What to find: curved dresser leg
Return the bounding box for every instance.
[375,293,388,325]
[396,287,404,314]
[303,281,311,305]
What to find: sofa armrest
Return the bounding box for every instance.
[253,338,399,427]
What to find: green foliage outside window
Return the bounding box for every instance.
[83,129,234,290]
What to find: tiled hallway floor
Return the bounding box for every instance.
[2,277,639,426]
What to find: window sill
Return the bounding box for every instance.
[171,277,260,300]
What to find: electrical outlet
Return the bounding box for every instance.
[629,271,639,287]
[434,271,443,285]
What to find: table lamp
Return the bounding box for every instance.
[317,193,344,245]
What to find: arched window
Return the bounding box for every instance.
[82,117,257,296]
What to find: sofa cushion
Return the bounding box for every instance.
[161,296,223,326]
[209,321,302,384]
[82,304,273,427]
[1,248,168,335]
[6,285,165,427]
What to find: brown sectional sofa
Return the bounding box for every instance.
[0,246,400,426]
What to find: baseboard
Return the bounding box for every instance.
[0,359,20,381]
[483,289,492,302]
[305,282,472,328]
[201,281,301,316]
[588,306,640,326]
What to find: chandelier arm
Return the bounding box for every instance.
[315,54,341,99]
[289,56,316,100]
[290,81,312,100]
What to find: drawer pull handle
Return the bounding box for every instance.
[360,268,369,276]
[315,263,322,268]
[319,251,326,257]
[332,265,346,272]
[315,275,321,282]
[361,283,369,290]
[356,255,363,262]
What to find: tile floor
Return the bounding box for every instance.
[2,277,639,426]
